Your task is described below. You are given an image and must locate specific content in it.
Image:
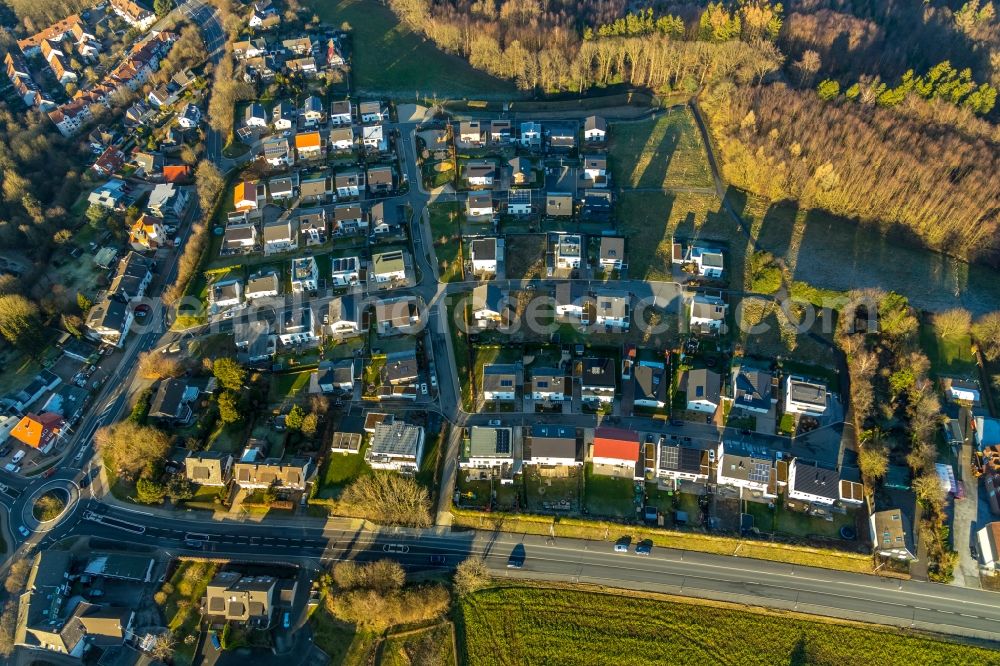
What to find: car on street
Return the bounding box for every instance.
[4,463,20,474]
[488,419,501,426]
[614,538,630,553]
[282,611,291,629]
[18,526,29,538]
[635,540,653,556]
[429,554,447,565]
[383,543,409,554]
[507,544,526,569]
[420,383,428,395]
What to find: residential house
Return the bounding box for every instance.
[367,422,425,472]
[268,173,298,201]
[784,376,828,417]
[545,192,573,217]
[366,166,394,194]
[332,204,366,235]
[184,451,233,486]
[301,95,323,124]
[359,101,385,123]
[731,365,775,415]
[508,156,534,186]
[234,319,274,362]
[245,102,268,128]
[685,368,721,414]
[546,122,576,151]
[42,385,89,425]
[520,121,542,149]
[330,430,362,454]
[329,100,352,125]
[243,56,276,82]
[277,307,317,345]
[163,164,193,183]
[329,125,354,152]
[147,183,188,219]
[717,441,775,500]
[362,124,387,152]
[483,364,517,402]
[689,294,728,334]
[109,252,154,301]
[507,189,532,216]
[171,102,199,130]
[870,509,917,561]
[211,280,243,308]
[85,296,132,346]
[583,115,607,143]
[471,237,498,275]
[632,363,667,409]
[110,0,156,30]
[132,151,163,178]
[91,147,126,177]
[580,357,616,405]
[581,155,608,187]
[464,159,496,187]
[233,38,267,59]
[335,170,361,197]
[685,245,725,278]
[297,208,327,246]
[88,179,128,209]
[490,119,512,144]
[325,37,346,65]
[656,443,710,483]
[788,459,863,506]
[458,120,485,146]
[371,250,407,283]
[330,256,360,286]
[471,283,510,325]
[234,180,264,213]
[295,131,323,160]
[461,426,515,469]
[946,379,981,405]
[290,256,319,292]
[527,425,580,466]
[586,290,629,329]
[282,36,313,55]
[326,296,365,337]
[271,100,295,129]
[147,86,174,109]
[369,201,401,236]
[11,412,64,454]
[203,571,278,627]
[467,192,493,219]
[221,218,258,254]
[299,174,332,203]
[262,217,297,255]
[530,368,566,401]
[245,272,280,300]
[261,135,293,168]
[314,359,355,393]
[375,296,421,335]
[148,378,194,423]
[599,237,625,271]
[128,214,166,251]
[592,428,641,478]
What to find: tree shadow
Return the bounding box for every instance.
[788,634,810,666]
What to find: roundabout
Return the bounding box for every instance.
[20,479,80,534]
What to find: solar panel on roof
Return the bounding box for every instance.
[496,430,511,455]
[661,445,678,470]
[748,461,770,483]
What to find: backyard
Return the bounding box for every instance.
[156,560,219,666]
[583,465,637,519]
[428,201,463,282]
[306,0,517,96]
[608,110,714,190]
[317,446,371,498]
[919,318,977,378]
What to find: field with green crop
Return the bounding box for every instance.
[457,585,996,665]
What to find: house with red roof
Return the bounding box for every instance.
[591,427,641,479]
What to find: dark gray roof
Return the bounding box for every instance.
[657,444,705,475]
[792,460,840,501]
[472,238,496,260]
[530,424,578,460]
[149,378,187,418]
[581,357,615,388]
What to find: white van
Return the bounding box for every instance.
[11,450,25,464]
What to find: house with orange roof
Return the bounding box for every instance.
[234,180,264,213]
[129,214,166,251]
[591,427,641,479]
[294,131,323,160]
[16,15,84,55]
[11,412,65,454]
[163,165,192,183]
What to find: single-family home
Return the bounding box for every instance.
[507,188,532,216]
[128,214,166,251]
[245,272,280,300]
[359,100,385,123]
[299,174,332,203]
[731,365,775,415]
[471,283,510,325]
[375,296,421,335]
[184,451,233,486]
[547,122,576,151]
[685,368,721,414]
[295,131,323,160]
[221,219,258,255]
[234,319,274,363]
[244,102,268,128]
[545,192,573,218]
[367,422,425,473]
[326,296,365,337]
[554,234,582,270]
[717,441,775,499]
[592,428,641,478]
[110,0,156,30]
[233,456,312,491]
[686,245,725,278]
[461,426,515,469]
[176,102,202,131]
[784,376,828,417]
[362,124,387,152]
[520,121,542,149]
[369,201,401,236]
[268,174,298,201]
[530,367,566,402]
[261,135,293,168]
[583,115,607,143]
[210,279,243,308]
[271,100,295,129]
[467,192,493,219]
[458,120,485,146]
[490,119,512,144]
[290,256,319,293]
[689,294,728,334]
[329,100,352,125]
[599,237,625,271]
[203,571,279,628]
[471,237,499,275]
[656,443,709,483]
[234,180,264,213]
[330,256,360,286]
[296,208,327,246]
[870,509,917,562]
[580,357,616,405]
[527,425,580,467]
[332,204,365,235]
[301,95,324,124]
[464,159,496,187]
[632,363,667,409]
[508,156,534,186]
[287,56,318,76]
[581,155,608,187]
[148,378,194,424]
[132,151,163,178]
[483,364,518,402]
[10,412,64,454]
[789,460,863,506]
[88,179,128,209]
[276,306,317,345]
[336,170,361,197]
[314,359,355,393]
[91,147,126,177]
[233,37,267,59]
[585,290,629,329]
[283,36,313,55]
[371,249,407,283]
[366,166,394,194]
[146,183,188,219]
[262,217,297,255]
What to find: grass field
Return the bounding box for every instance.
[919,318,977,377]
[306,0,516,95]
[609,110,714,190]
[583,464,636,518]
[310,606,378,665]
[457,585,997,665]
[381,623,456,666]
[429,202,463,282]
[318,446,371,498]
[269,369,314,403]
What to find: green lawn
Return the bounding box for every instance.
[746,500,857,540]
[448,299,473,409]
[919,319,977,377]
[269,370,314,403]
[583,464,637,519]
[318,446,371,498]
[609,111,714,190]
[157,561,219,666]
[306,0,517,96]
[457,586,999,665]
[524,470,580,512]
[428,202,463,282]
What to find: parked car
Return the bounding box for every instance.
[11,450,25,464]
[614,537,630,553]
[488,419,501,426]
[635,540,653,556]
[4,463,20,474]
[282,611,291,629]
[420,383,428,395]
